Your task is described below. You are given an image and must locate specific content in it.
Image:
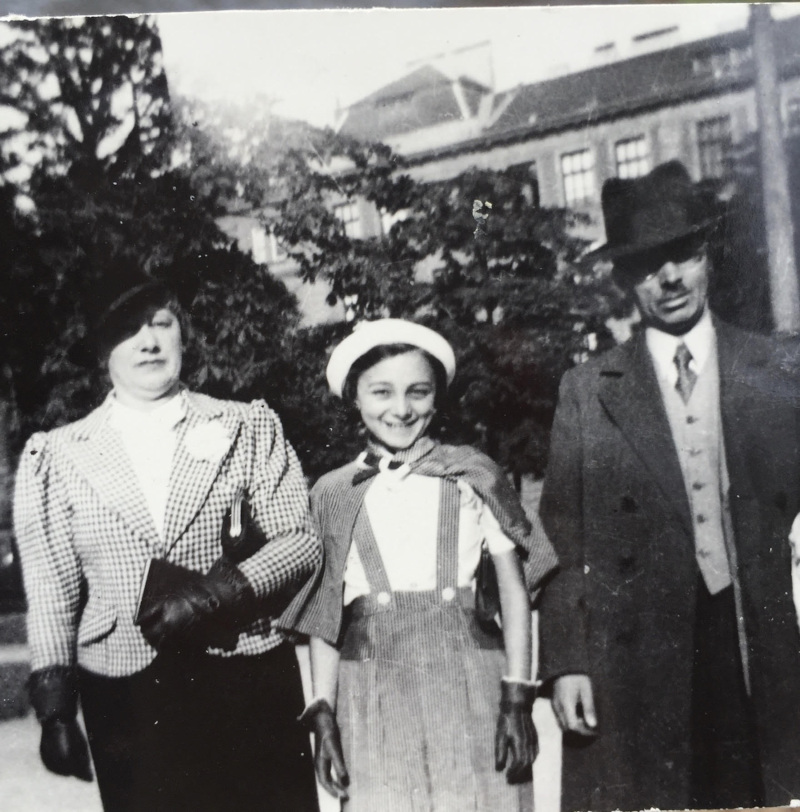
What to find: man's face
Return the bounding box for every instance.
[617,238,710,335]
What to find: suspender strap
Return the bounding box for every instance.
[352,505,393,596]
[351,478,463,603]
[436,479,461,595]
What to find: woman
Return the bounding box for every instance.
[282,318,558,811]
[13,264,320,812]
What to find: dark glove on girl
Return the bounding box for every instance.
[299,698,349,800]
[495,678,538,784]
[28,666,93,782]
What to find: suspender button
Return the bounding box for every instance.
[441,587,455,601]
[376,591,391,605]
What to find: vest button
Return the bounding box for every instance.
[697,514,707,524]
[692,482,705,491]
[687,415,697,424]
[441,587,455,601]
[376,591,391,605]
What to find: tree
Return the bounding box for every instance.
[241,128,603,479]
[0,16,300,450]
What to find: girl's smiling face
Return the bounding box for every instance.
[355,349,437,452]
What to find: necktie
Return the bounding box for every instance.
[673,342,697,404]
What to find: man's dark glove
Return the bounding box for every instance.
[138,558,257,653]
[299,698,349,800]
[494,678,537,784]
[28,666,93,782]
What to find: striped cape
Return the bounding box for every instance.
[280,442,559,646]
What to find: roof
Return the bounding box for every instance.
[338,64,491,141]
[342,14,800,164]
[486,18,800,140]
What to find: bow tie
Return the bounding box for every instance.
[352,452,405,485]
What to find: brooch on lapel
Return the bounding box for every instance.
[184,421,231,462]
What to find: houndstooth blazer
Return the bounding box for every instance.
[13,390,321,677]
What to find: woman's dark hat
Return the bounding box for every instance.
[68,260,179,368]
[587,160,718,262]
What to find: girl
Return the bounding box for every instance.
[283,318,558,811]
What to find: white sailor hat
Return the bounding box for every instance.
[326,318,456,397]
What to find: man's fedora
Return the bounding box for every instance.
[587,160,718,262]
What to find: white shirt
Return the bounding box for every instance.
[645,307,715,386]
[108,392,186,539]
[342,464,515,605]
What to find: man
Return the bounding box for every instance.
[14,264,321,811]
[538,160,800,811]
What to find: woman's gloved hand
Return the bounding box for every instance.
[28,666,93,782]
[494,678,537,784]
[138,558,256,652]
[299,698,349,800]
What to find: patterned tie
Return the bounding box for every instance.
[673,342,697,404]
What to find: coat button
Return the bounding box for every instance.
[696,514,707,524]
[377,591,391,605]
[441,587,455,601]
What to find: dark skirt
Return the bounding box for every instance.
[338,588,532,812]
[79,644,318,812]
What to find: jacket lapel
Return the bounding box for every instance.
[63,400,160,544]
[715,321,762,501]
[597,333,694,536]
[162,394,241,554]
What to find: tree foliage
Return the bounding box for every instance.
[0,16,299,451]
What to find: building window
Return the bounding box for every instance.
[561,149,595,206]
[334,201,361,239]
[250,226,268,265]
[506,161,540,207]
[692,46,752,80]
[786,97,800,136]
[697,115,732,180]
[269,232,288,262]
[615,136,650,179]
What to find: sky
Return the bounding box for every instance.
[156,4,800,129]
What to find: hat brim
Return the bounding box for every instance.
[584,217,716,263]
[326,319,456,398]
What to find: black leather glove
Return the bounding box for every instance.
[138,558,257,653]
[28,666,93,782]
[494,678,537,784]
[299,698,349,800]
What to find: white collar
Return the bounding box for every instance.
[645,309,715,381]
[108,390,187,433]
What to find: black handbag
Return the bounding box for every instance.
[475,543,502,633]
[221,486,268,564]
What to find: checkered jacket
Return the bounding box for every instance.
[13,391,321,677]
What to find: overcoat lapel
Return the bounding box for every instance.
[716,322,760,500]
[64,402,159,544]
[597,333,694,536]
[162,395,241,553]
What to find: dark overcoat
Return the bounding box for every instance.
[538,321,800,812]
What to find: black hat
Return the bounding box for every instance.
[587,160,718,262]
[68,259,177,368]
[86,260,172,333]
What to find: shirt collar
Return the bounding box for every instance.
[645,308,715,381]
[108,389,187,434]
